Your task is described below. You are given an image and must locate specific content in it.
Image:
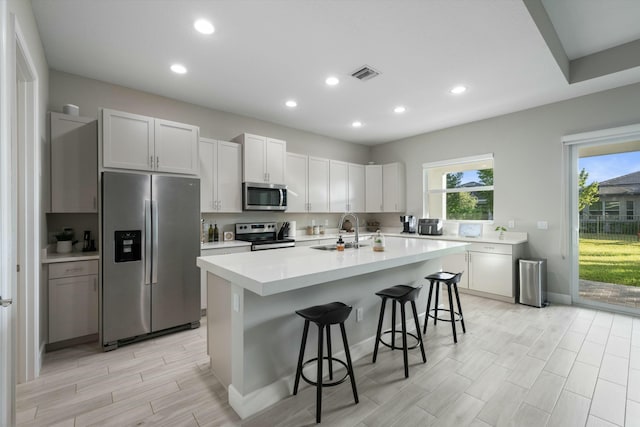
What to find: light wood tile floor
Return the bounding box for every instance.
[17,294,640,426]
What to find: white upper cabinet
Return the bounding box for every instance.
[285,153,308,213]
[199,138,242,213]
[365,164,383,213]
[102,108,199,175]
[234,133,286,184]
[154,119,199,174]
[330,161,365,212]
[308,156,330,212]
[50,112,98,213]
[329,160,348,212]
[286,153,330,213]
[102,109,153,171]
[348,163,365,213]
[382,162,406,212]
[265,137,286,184]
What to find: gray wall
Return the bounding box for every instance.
[48,70,374,235]
[49,70,371,163]
[371,82,640,299]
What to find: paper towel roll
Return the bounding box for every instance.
[288,220,296,237]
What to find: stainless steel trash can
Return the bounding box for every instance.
[518,259,547,307]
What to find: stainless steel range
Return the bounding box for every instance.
[235,222,295,251]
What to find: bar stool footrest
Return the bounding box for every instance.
[300,357,350,387]
[378,330,422,350]
[427,308,463,323]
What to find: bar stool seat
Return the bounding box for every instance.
[293,302,358,423]
[372,285,426,378]
[423,271,466,343]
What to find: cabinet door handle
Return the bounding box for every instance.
[0,296,12,308]
[150,155,154,168]
[483,246,495,250]
[156,156,160,169]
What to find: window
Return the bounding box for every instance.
[604,201,620,217]
[627,201,634,220]
[423,154,494,221]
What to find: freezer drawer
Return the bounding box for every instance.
[518,259,547,308]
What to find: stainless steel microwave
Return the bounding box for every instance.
[243,182,287,211]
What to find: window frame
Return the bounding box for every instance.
[423,153,495,222]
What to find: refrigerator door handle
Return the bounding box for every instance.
[144,200,152,285]
[152,200,159,285]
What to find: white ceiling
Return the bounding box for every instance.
[31,0,640,145]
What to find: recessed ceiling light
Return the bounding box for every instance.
[450,85,467,94]
[325,76,339,86]
[394,106,406,114]
[285,100,297,108]
[194,19,214,35]
[170,64,187,74]
[352,121,362,128]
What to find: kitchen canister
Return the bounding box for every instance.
[288,220,296,237]
[63,104,79,116]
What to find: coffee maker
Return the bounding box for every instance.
[400,215,417,234]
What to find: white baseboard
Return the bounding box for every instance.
[547,292,572,305]
[227,313,426,419]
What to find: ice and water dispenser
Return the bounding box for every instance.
[114,230,142,263]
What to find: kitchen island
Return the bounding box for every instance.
[196,236,468,418]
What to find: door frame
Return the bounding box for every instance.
[0,4,16,425]
[14,14,41,383]
[563,123,640,315]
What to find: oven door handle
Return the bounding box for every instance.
[252,241,295,251]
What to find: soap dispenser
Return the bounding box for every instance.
[336,236,345,251]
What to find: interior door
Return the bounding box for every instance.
[151,175,200,332]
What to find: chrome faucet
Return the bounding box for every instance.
[338,212,360,248]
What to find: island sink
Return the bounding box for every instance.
[311,241,370,250]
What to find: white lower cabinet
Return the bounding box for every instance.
[200,246,251,309]
[440,242,525,301]
[440,251,470,288]
[48,260,99,343]
[469,251,513,297]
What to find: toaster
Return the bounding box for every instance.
[418,218,443,235]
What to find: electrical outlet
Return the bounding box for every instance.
[508,220,515,229]
[356,307,363,322]
[537,221,548,230]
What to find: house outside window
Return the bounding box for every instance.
[627,200,634,219]
[423,154,494,221]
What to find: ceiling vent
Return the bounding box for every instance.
[351,65,380,81]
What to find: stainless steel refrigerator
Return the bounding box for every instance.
[101,171,200,350]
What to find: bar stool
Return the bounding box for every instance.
[372,285,426,378]
[293,302,358,424]
[423,271,466,343]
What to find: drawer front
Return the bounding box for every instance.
[468,243,512,255]
[49,260,99,279]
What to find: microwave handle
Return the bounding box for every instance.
[279,188,284,207]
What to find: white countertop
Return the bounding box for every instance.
[384,232,528,245]
[42,251,100,264]
[197,236,469,296]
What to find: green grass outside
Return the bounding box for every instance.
[579,238,640,287]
